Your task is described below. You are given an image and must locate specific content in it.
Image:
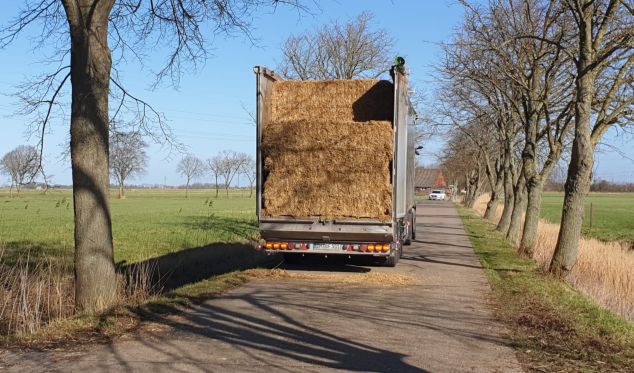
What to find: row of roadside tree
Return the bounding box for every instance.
[436,0,632,280]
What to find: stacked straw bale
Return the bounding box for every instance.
[262,79,394,221]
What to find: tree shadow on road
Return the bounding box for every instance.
[118,243,277,292]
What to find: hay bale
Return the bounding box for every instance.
[262,119,393,221]
[270,80,393,123]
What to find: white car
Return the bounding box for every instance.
[428,190,446,200]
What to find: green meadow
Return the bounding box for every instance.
[0,189,258,264]
[540,192,634,243]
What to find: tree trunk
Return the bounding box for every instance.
[506,171,527,246]
[118,182,125,199]
[465,170,481,209]
[484,169,504,221]
[550,12,596,280]
[65,0,117,312]
[214,175,219,198]
[497,160,514,234]
[519,179,543,257]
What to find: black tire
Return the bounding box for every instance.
[403,214,413,246]
[385,250,400,267]
[411,209,416,240]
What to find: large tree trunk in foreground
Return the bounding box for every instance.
[506,172,527,246]
[549,12,597,280]
[551,141,593,278]
[65,0,117,312]
[550,89,594,278]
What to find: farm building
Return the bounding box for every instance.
[415,168,447,193]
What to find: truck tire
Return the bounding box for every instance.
[403,213,413,246]
[385,250,400,267]
[411,210,416,240]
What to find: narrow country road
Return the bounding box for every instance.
[1,201,523,372]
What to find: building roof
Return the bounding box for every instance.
[415,168,446,188]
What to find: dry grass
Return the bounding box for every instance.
[0,248,161,337]
[0,251,74,336]
[472,194,634,322]
[245,268,417,286]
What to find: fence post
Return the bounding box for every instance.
[589,202,594,229]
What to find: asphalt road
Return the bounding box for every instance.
[1,201,522,372]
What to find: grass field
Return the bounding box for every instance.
[0,189,258,264]
[540,192,634,243]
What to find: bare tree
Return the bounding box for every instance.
[278,12,394,80]
[1,0,307,312]
[178,155,204,198]
[0,145,40,197]
[110,132,148,199]
[550,0,634,279]
[219,150,248,197]
[206,154,225,198]
[241,155,256,198]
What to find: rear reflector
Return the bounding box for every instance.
[382,244,390,252]
[273,242,280,250]
[281,242,288,250]
[265,242,273,249]
[368,244,375,252]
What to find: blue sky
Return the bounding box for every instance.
[0,0,632,186]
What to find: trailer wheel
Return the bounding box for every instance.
[411,210,416,240]
[385,250,400,267]
[403,213,413,246]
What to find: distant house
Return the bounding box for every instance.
[415,168,447,193]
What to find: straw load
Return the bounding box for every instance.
[262,79,394,221]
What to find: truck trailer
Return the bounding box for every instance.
[254,66,416,266]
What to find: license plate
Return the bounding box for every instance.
[313,243,344,250]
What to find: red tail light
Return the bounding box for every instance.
[301,243,308,250]
[273,242,280,250]
[281,242,288,250]
[382,244,390,252]
[360,244,368,252]
[288,242,296,250]
[265,242,273,250]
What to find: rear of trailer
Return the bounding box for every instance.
[254,66,416,266]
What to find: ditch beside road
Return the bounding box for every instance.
[1,201,522,372]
